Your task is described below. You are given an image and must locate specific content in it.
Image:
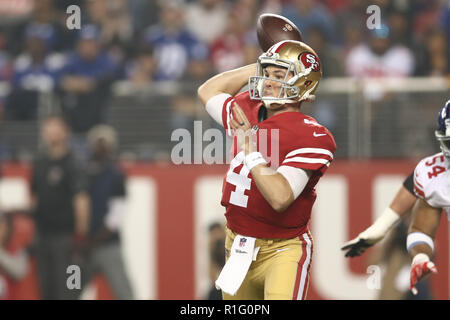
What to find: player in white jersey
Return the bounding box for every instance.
[407,100,450,295]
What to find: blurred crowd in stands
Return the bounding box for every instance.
[0,0,449,300]
[0,0,448,160]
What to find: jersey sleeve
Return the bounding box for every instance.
[413,158,428,200]
[220,94,235,137]
[402,171,415,195]
[281,145,335,174]
[280,119,336,175]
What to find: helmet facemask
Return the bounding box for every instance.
[435,124,450,160]
[435,100,450,161]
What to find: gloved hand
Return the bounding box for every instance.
[410,253,437,295]
[341,233,379,257]
[341,207,400,258]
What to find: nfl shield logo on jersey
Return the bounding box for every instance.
[239,238,247,247]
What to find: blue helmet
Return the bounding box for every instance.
[435,100,450,159]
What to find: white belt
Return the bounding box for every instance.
[215,234,260,296]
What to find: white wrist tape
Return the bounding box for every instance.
[360,207,400,240]
[374,207,401,232]
[412,253,430,266]
[407,232,434,253]
[245,152,267,170]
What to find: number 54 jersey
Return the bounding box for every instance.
[220,91,337,239]
[414,153,450,222]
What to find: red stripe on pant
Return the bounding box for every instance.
[292,232,313,300]
[301,231,314,300]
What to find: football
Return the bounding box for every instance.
[256,14,303,52]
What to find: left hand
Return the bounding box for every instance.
[409,254,437,295]
[229,103,256,154]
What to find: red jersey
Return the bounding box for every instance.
[220,91,336,239]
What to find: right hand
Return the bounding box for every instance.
[341,227,384,258]
[342,207,401,257]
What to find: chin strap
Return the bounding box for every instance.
[262,99,297,108]
[261,82,318,107]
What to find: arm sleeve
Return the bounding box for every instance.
[403,171,415,195]
[413,162,426,199]
[205,93,232,126]
[277,166,310,199]
[205,92,238,138]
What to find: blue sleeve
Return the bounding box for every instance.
[144,25,162,45]
[97,55,118,80]
[11,70,23,88]
[187,34,208,60]
[59,55,76,76]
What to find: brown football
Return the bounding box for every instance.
[256,14,303,52]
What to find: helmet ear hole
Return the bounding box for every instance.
[290,87,299,95]
[304,80,312,87]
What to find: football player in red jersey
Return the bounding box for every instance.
[197,40,336,300]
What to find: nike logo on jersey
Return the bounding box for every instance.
[304,119,319,125]
[313,132,326,137]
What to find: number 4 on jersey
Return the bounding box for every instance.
[428,166,445,179]
[425,154,446,179]
[226,152,251,208]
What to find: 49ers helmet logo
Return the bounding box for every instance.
[298,52,320,72]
